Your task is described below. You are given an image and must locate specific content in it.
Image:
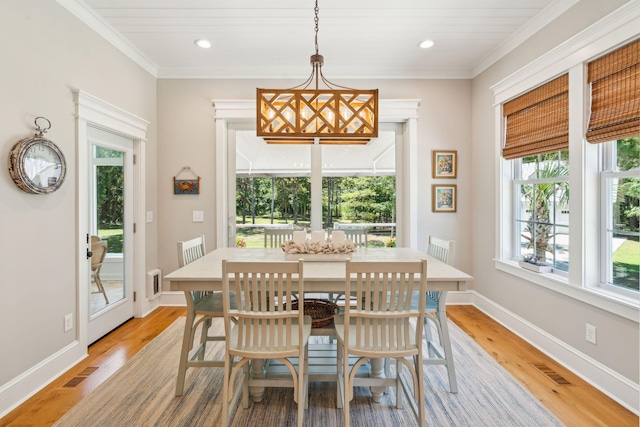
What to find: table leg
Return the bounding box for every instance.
[249,359,266,402]
[370,358,385,402]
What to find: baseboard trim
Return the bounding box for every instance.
[158,290,186,306]
[470,290,639,415]
[0,340,87,418]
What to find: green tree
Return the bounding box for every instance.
[340,176,396,223]
[521,152,569,261]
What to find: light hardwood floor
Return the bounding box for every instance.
[0,305,636,426]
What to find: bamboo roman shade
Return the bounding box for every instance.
[502,74,568,159]
[586,39,640,143]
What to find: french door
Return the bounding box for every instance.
[87,126,134,344]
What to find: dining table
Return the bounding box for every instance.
[164,247,473,402]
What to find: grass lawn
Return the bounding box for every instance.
[612,239,639,291]
[98,226,124,253]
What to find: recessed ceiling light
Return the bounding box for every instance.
[194,39,212,49]
[419,40,435,49]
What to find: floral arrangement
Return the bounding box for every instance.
[385,237,396,247]
[281,239,356,255]
[236,237,247,248]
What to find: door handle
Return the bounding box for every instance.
[87,248,93,259]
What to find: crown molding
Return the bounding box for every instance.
[491,1,640,102]
[57,0,158,77]
[472,0,581,78]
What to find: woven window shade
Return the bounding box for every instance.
[502,74,568,159]
[586,39,640,143]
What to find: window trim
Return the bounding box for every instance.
[492,2,640,322]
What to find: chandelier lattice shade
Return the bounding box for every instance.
[256,0,378,145]
[257,89,378,144]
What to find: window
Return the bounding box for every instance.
[493,20,639,316]
[514,150,569,271]
[502,74,569,273]
[601,136,639,295]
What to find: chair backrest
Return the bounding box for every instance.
[264,228,294,248]
[177,235,206,267]
[90,235,102,244]
[343,228,368,247]
[343,259,427,355]
[91,241,108,272]
[427,235,455,266]
[222,260,304,356]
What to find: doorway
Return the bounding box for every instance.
[87,126,134,343]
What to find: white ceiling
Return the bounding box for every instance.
[63,0,579,79]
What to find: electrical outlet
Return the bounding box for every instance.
[64,313,73,332]
[585,323,596,344]
[192,210,204,222]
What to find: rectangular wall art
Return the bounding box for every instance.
[432,184,457,212]
[432,150,457,178]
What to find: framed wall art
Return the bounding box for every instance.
[432,184,457,212]
[432,150,457,178]
[174,166,200,195]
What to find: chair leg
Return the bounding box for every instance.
[424,315,437,358]
[343,351,351,427]
[415,354,426,426]
[94,276,109,304]
[336,340,343,409]
[395,358,403,409]
[297,345,306,427]
[436,311,458,393]
[197,317,212,361]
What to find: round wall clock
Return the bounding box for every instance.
[8,117,67,194]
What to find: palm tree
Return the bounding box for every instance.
[521,152,569,262]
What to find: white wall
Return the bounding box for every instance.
[0,0,157,416]
[470,0,638,411]
[156,78,473,282]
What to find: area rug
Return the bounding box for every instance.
[55,317,564,427]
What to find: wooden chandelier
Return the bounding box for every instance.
[256,0,378,145]
[257,88,378,144]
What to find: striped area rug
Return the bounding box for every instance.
[55,317,563,427]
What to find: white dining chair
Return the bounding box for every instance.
[175,235,237,396]
[221,259,311,427]
[343,228,368,247]
[425,235,458,393]
[264,228,295,248]
[335,259,427,427]
[90,240,109,304]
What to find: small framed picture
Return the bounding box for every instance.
[432,150,457,178]
[432,184,457,212]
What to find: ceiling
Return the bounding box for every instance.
[63,0,579,79]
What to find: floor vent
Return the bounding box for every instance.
[531,363,571,385]
[63,366,98,388]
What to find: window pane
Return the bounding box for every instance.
[322,132,397,247]
[616,136,639,171]
[551,225,569,272]
[611,232,639,291]
[609,173,639,291]
[559,150,569,176]
[521,156,537,179]
[96,146,123,158]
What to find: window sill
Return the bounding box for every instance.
[495,259,639,322]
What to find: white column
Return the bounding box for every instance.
[310,143,323,230]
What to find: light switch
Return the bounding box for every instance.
[193,210,204,222]
[146,211,153,223]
